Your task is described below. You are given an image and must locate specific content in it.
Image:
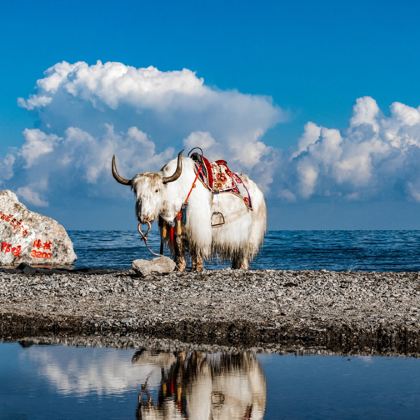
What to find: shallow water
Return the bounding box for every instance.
[0,343,419,419]
[69,230,420,271]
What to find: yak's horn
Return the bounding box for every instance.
[112,155,132,186]
[162,150,183,184]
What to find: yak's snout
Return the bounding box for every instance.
[135,200,157,225]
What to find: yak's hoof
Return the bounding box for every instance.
[176,262,187,272]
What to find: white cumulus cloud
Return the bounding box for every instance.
[21,129,59,168]
[0,154,16,183]
[3,60,284,207]
[280,96,420,202]
[19,61,205,111]
[16,186,49,207]
[2,61,420,211]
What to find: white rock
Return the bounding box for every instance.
[132,256,176,277]
[0,190,77,267]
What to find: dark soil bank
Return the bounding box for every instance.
[0,270,419,355]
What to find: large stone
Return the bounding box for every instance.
[132,256,176,277]
[0,190,77,267]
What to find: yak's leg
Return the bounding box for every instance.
[191,249,204,272]
[239,258,249,270]
[174,235,186,272]
[232,253,249,270]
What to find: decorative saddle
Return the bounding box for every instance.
[190,151,253,210]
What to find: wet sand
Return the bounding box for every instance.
[0,269,418,355]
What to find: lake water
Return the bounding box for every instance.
[2,231,419,418]
[0,342,419,420]
[69,230,420,271]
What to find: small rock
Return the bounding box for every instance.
[132,256,176,277]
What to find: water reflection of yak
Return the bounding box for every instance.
[132,350,266,420]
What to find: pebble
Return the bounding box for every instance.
[0,269,419,354]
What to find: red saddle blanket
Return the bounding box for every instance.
[194,156,252,210]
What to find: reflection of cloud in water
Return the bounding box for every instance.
[22,346,163,396]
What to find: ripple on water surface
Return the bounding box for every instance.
[69,230,420,271]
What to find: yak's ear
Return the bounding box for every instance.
[112,155,132,186]
[162,150,183,184]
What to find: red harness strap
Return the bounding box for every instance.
[182,164,202,207]
[168,165,203,246]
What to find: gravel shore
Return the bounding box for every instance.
[0,269,419,355]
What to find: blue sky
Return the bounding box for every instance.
[0,0,419,229]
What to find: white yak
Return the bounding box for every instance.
[112,150,266,270]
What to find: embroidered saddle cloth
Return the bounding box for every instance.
[191,154,252,210]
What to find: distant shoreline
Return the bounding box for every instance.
[0,269,418,355]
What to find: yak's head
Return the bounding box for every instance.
[111,151,184,227]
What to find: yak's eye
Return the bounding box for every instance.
[155,189,159,193]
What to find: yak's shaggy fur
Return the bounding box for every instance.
[128,155,266,270]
